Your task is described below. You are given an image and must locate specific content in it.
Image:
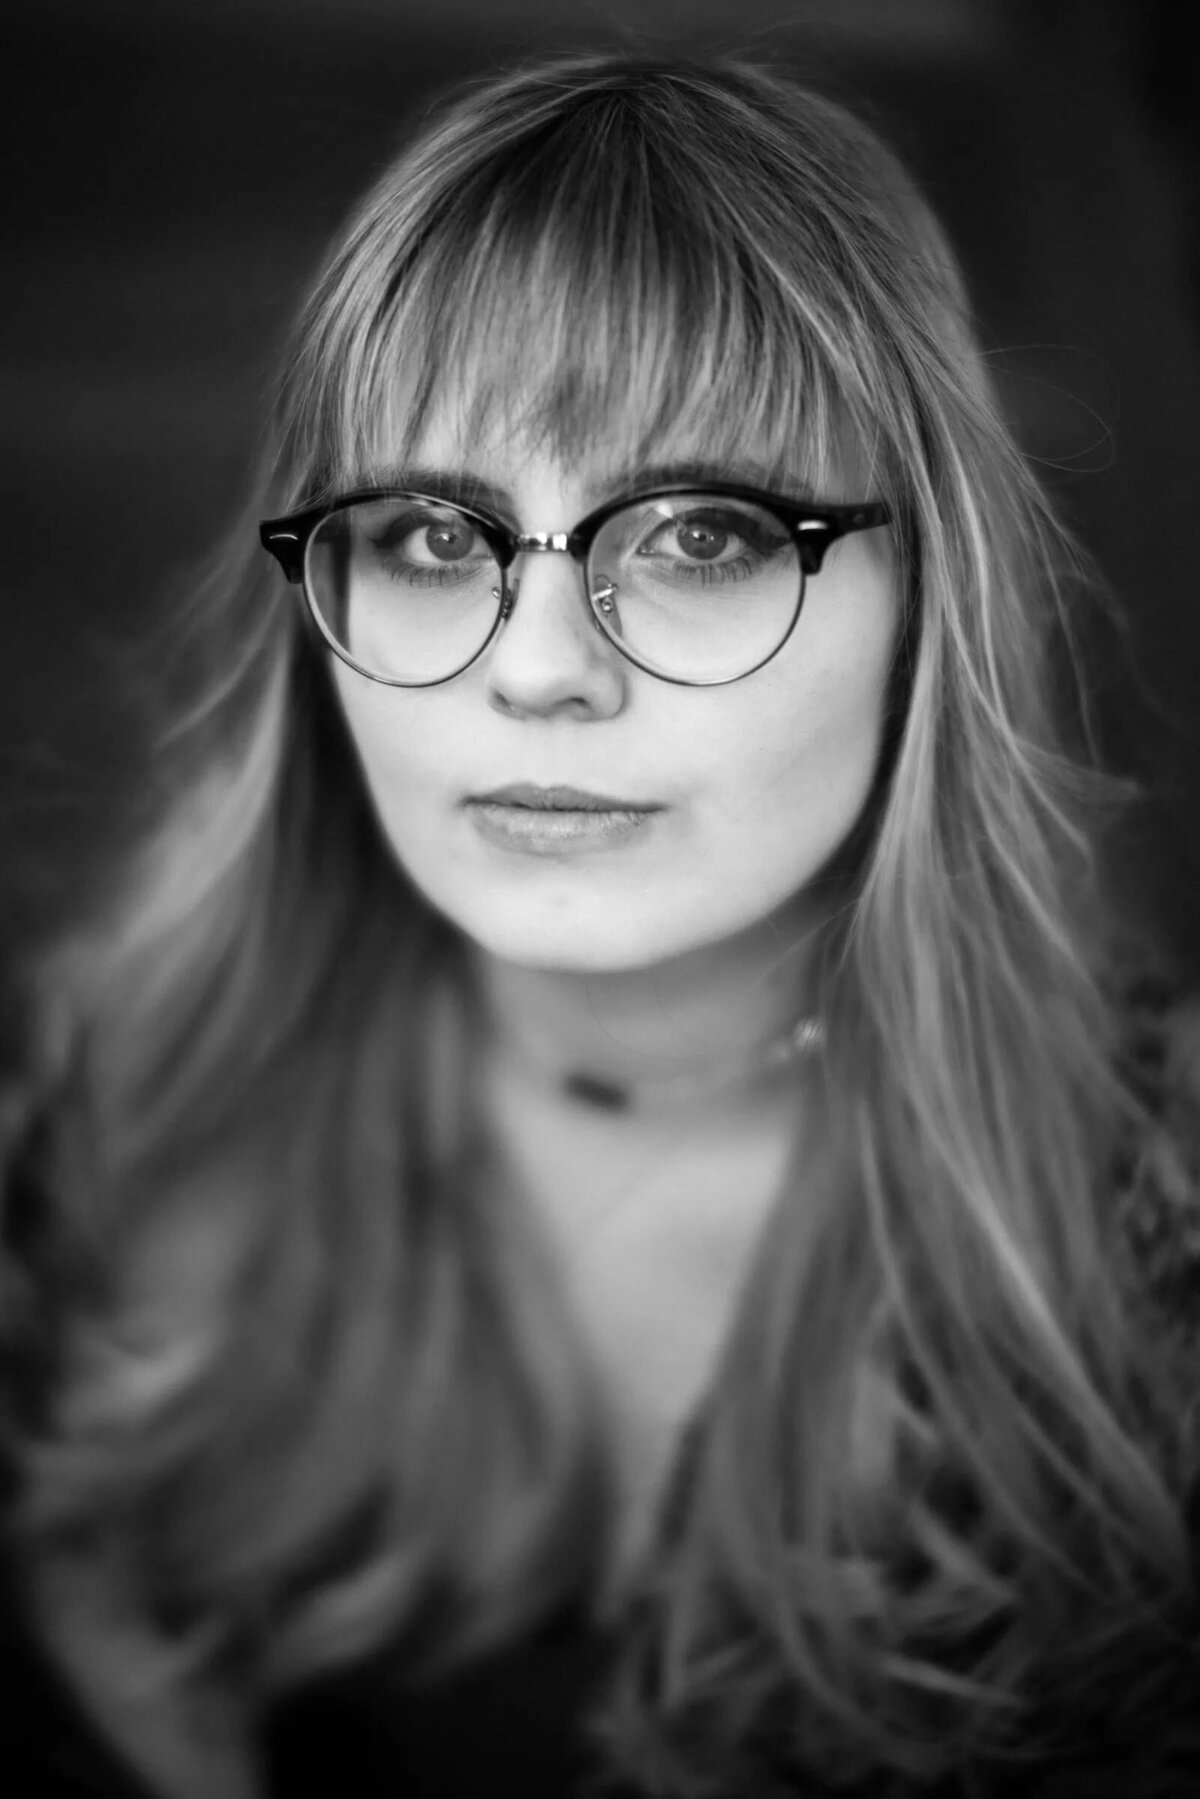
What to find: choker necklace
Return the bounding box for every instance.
[560,1016,825,1113]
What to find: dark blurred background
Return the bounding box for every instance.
[4,0,1199,975]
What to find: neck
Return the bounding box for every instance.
[472,900,827,1104]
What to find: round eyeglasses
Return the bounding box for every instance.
[259,482,891,689]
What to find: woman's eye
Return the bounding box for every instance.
[377,514,484,565]
[416,519,480,563]
[642,512,745,564]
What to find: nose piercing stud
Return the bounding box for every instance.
[592,580,618,615]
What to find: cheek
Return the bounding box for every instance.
[331,673,448,848]
[697,597,895,894]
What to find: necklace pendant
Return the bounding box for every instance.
[563,1071,631,1112]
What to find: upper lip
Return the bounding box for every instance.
[468,783,660,812]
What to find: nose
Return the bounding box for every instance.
[485,545,627,721]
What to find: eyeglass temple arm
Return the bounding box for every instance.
[794,503,890,576]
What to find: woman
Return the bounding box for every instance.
[2,49,1199,1799]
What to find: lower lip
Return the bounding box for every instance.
[466,802,658,855]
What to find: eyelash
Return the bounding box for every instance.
[386,562,478,590]
[656,553,756,586]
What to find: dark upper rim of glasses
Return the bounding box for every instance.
[259,481,891,582]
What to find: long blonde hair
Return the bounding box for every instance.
[7,51,1188,1797]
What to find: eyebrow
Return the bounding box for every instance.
[354,459,821,517]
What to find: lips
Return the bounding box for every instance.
[468,783,660,813]
[463,784,662,855]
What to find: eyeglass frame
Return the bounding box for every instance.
[259,481,892,690]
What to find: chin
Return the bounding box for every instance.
[458,917,681,975]
[440,892,766,976]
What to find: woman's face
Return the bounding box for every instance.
[330,413,899,973]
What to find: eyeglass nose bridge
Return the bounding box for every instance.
[497,531,615,626]
[515,531,571,553]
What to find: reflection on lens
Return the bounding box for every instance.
[587,495,802,682]
[305,496,503,684]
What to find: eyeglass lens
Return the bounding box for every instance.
[304,493,803,685]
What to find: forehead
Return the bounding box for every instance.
[353,397,875,520]
[330,264,859,504]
